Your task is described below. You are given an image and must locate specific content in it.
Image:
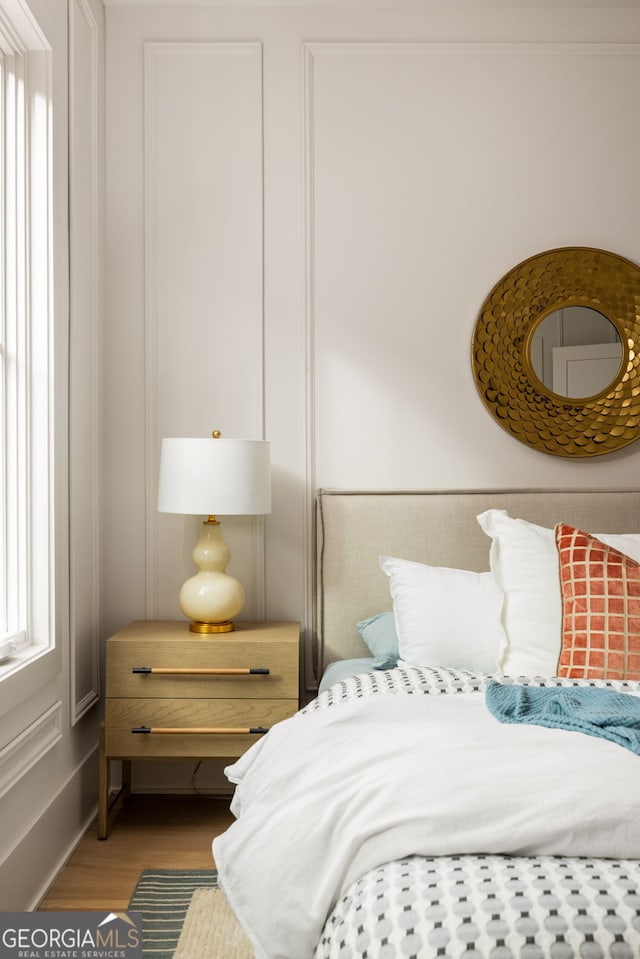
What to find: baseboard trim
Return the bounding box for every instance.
[31,803,98,910]
[0,744,98,910]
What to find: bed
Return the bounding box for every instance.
[213,488,640,959]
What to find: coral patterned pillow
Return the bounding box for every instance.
[556,523,640,681]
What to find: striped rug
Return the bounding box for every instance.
[129,868,218,958]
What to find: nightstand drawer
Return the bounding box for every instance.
[105,697,296,730]
[104,697,297,758]
[106,621,299,699]
[105,727,268,759]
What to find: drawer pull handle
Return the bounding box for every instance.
[131,725,269,735]
[131,667,270,675]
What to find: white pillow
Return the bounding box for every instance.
[476,509,640,677]
[379,555,506,673]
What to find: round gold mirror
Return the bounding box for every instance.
[471,247,640,457]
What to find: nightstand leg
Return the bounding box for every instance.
[97,722,109,840]
[122,759,131,799]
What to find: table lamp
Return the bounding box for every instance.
[157,431,271,633]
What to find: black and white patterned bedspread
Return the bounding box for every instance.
[316,854,640,959]
[307,667,640,959]
[303,665,640,714]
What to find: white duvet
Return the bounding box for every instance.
[212,682,640,959]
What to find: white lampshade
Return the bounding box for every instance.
[157,437,271,517]
[157,434,271,634]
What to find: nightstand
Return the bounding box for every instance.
[98,620,300,838]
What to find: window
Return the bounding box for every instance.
[0,7,54,681]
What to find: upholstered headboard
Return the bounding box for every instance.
[315,488,640,675]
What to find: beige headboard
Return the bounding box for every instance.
[315,488,640,675]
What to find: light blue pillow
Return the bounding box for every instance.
[357,612,399,669]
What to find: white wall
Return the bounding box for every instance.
[103,1,640,786]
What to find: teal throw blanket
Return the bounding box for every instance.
[486,681,640,756]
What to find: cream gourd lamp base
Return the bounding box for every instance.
[179,516,245,633]
[157,431,271,635]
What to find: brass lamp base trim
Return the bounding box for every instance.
[188,621,235,634]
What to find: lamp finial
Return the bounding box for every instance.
[212,429,222,439]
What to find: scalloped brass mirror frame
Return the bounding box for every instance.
[471,246,640,457]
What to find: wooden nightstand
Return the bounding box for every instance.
[98,620,300,838]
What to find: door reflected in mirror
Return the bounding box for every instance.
[529,306,623,399]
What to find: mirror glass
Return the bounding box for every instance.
[529,306,623,399]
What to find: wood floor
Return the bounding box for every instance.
[38,794,235,911]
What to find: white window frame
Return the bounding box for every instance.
[0,1,57,700]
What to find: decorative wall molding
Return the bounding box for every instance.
[143,41,265,621]
[0,702,62,800]
[68,0,101,723]
[302,44,319,690]
[303,40,640,57]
